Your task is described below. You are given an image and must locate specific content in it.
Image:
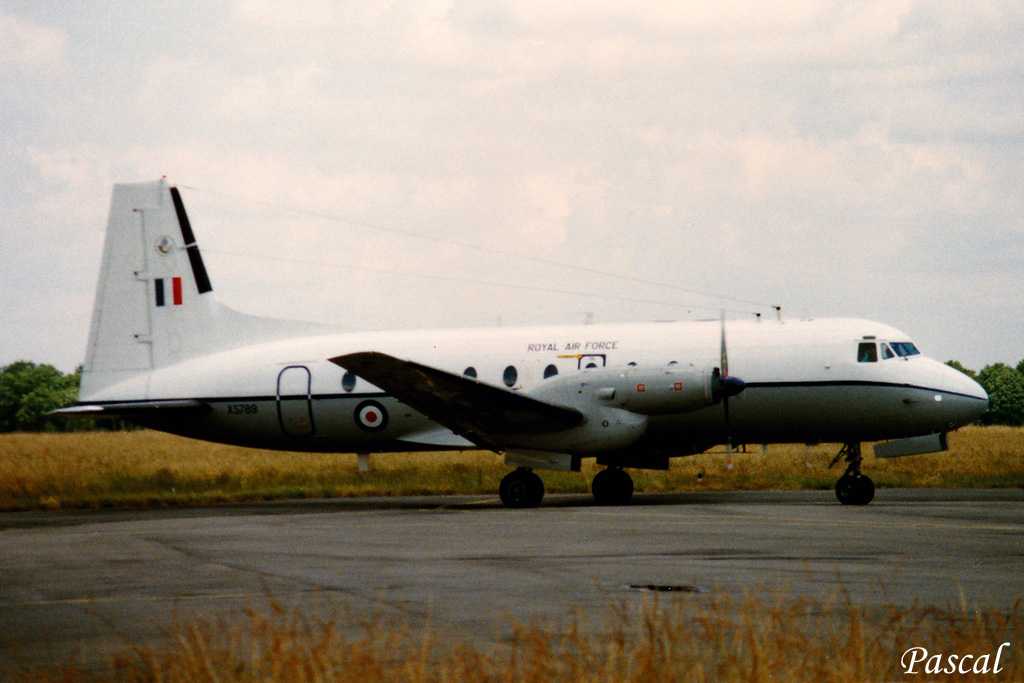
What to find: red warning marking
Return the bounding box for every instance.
[674,382,683,391]
[637,384,646,392]
[172,277,183,305]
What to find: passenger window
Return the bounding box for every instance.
[880,344,895,360]
[464,367,477,378]
[503,365,518,387]
[543,364,558,379]
[857,342,878,363]
[341,372,357,392]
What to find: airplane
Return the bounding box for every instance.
[55,179,989,508]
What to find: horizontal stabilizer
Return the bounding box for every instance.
[330,352,584,450]
[51,400,211,418]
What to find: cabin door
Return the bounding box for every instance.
[277,366,314,437]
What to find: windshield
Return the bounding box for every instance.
[889,342,921,358]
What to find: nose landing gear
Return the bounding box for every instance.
[830,443,874,505]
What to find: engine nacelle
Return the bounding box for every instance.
[502,363,730,457]
[529,363,720,416]
[517,405,650,455]
[606,364,720,415]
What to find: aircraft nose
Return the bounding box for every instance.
[940,362,989,426]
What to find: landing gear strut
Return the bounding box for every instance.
[592,467,634,506]
[830,443,874,505]
[499,467,545,508]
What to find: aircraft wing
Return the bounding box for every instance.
[329,352,584,450]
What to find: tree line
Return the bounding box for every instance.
[945,360,1024,427]
[2,359,1024,433]
[0,362,117,433]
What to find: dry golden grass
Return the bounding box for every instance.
[0,426,1020,511]
[13,592,1023,682]
[640,425,1024,494]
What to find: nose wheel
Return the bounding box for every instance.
[499,467,545,508]
[830,443,874,505]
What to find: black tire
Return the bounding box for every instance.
[523,470,544,507]
[592,468,634,506]
[835,474,874,505]
[499,469,544,508]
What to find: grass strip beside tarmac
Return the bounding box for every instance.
[0,426,1021,511]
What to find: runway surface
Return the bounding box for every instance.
[1,488,1021,673]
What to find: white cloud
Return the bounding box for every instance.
[3,1,1023,370]
[211,64,330,121]
[0,10,66,71]
[233,0,331,29]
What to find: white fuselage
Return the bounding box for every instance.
[82,316,988,459]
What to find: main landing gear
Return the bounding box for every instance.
[498,466,636,508]
[830,443,874,506]
[591,467,634,506]
[498,468,545,508]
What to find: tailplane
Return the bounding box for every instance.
[81,179,334,400]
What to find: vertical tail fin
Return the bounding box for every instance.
[83,179,204,396]
[80,179,333,401]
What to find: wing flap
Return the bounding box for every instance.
[329,352,583,449]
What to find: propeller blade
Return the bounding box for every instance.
[720,310,732,456]
[720,309,728,379]
[717,310,746,459]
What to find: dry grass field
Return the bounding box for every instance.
[4,428,1021,682]
[14,592,1023,682]
[0,426,1020,511]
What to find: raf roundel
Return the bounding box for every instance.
[354,400,388,432]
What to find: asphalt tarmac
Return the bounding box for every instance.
[1,488,1021,674]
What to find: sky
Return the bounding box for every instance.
[2,0,1023,373]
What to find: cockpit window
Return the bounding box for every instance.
[857,342,877,363]
[890,342,921,357]
[880,343,895,360]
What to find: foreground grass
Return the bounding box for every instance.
[0,426,1021,511]
[13,592,1023,682]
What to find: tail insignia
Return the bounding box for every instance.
[154,277,184,307]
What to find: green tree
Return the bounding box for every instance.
[976,363,1024,426]
[945,360,977,379]
[17,377,79,431]
[0,362,80,432]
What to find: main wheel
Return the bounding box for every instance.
[499,468,545,508]
[592,468,634,506]
[835,473,874,505]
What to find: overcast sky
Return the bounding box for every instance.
[3,1,1022,373]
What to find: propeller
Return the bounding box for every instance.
[717,310,746,458]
